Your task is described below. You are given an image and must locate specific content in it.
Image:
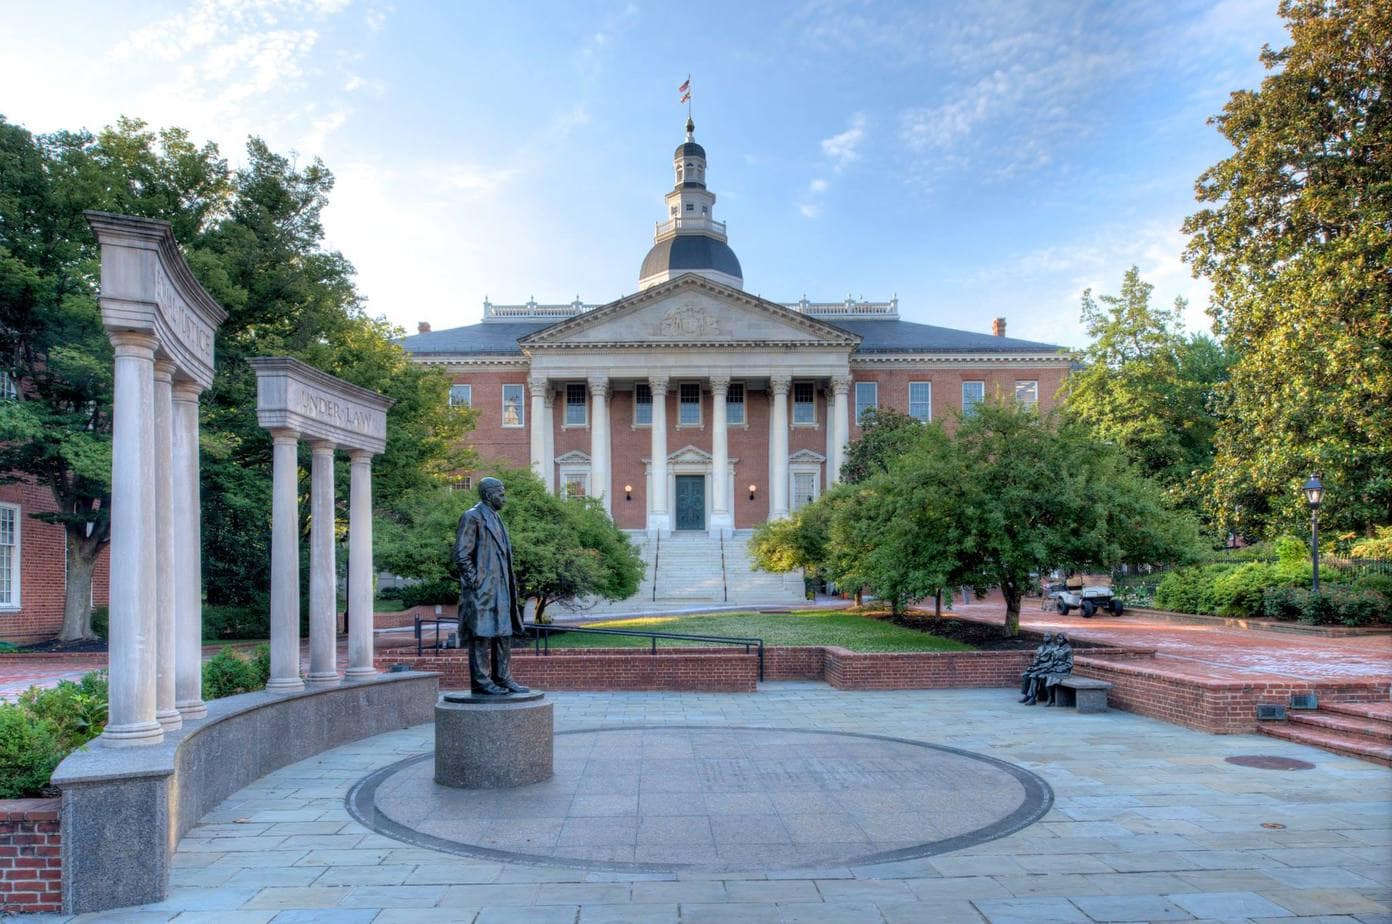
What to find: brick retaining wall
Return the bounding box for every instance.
[824,648,1036,690]
[0,798,62,914]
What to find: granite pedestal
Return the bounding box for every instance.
[434,690,554,788]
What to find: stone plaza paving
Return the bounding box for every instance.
[24,683,1392,924]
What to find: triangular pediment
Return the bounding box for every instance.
[518,275,861,349]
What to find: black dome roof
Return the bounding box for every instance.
[640,233,742,282]
[674,141,706,159]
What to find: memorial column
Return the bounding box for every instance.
[346,450,376,678]
[709,376,732,536]
[152,359,180,731]
[770,375,791,519]
[306,440,339,686]
[831,376,851,485]
[648,375,670,534]
[100,331,163,746]
[171,380,207,718]
[528,376,549,485]
[588,376,610,512]
[266,429,304,691]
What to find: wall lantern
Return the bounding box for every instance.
[1302,475,1323,593]
[748,483,758,501]
[624,484,633,501]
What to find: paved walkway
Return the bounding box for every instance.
[25,684,1392,923]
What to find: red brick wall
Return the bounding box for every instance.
[380,649,759,692]
[0,798,62,914]
[0,479,111,645]
[824,648,1036,689]
[847,364,1070,440]
[447,369,531,472]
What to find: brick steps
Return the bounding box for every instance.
[1259,699,1392,766]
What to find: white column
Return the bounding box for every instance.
[529,376,549,485]
[101,332,163,747]
[709,376,732,537]
[152,360,181,731]
[346,451,376,678]
[588,376,610,512]
[266,429,304,691]
[770,375,791,519]
[648,375,670,535]
[831,375,852,485]
[172,380,207,719]
[542,388,555,493]
[306,440,338,686]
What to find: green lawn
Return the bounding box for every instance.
[374,597,409,612]
[536,610,973,652]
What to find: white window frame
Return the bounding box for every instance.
[677,382,702,428]
[564,382,588,428]
[791,381,817,427]
[561,472,590,498]
[633,383,652,427]
[909,381,932,422]
[726,382,746,426]
[1014,380,1039,410]
[962,380,985,416]
[448,384,472,408]
[0,503,19,609]
[0,371,17,400]
[789,467,821,513]
[854,381,878,425]
[501,384,526,428]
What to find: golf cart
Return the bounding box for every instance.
[1053,572,1124,617]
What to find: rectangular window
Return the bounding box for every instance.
[634,383,652,426]
[726,383,745,425]
[792,381,816,425]
[0,371,16,400]
[963,381,985,416]
[855,381,878,424]
[0,504,17,607]
[679,383,701,426]
[562,474,588,497]
[565,383,587,426]
[1015,380,1038,410]
[909,382,932,422]
[450,475,473,492]
[448,384,472,408]
[501,384,525,428]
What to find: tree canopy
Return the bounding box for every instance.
[1183,0,1392,537]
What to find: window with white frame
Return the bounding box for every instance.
[448,384,472,408]
[909,382,932,422]
[962,381,985,416]
[450,475,473,492]
[562,473,588,498]
[1014,380,1038,410]
[501,384,525,427]
[634,383,652,426]
[854,381,878,424]
[0,371,16,400]
[726,383,745,425]
[678,383,701,426]
[792,381,816,425]
[0,504,18,607]
[565,383,587,426]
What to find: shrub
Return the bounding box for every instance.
[398,578,459,609]
[1212,562,1275,617]
[1155,563,1234,615]
[202,647,266,699]
[1331,589,1384,627]
[0,706,62,799]
[17,671,108,752]
[1262,586,1305,621]
[203,602,270,641]
[1354,572,1392,601]
[91,605,109,639]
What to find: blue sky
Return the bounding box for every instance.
[2,0,1287,346]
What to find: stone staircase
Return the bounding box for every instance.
[1259,700,1392,766]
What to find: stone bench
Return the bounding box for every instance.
[1055,677,1113,713]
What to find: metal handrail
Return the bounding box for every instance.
[414,616,458,657]
[531,624,765,681]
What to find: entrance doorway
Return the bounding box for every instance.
[674,475,705,530]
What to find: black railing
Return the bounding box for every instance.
[532,625,766,681]
[414,616,458,657]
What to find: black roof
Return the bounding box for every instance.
[674,141,706,159]
[399,314,1062,358]
[640,234,743,282]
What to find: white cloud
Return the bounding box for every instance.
[820,112,865,169]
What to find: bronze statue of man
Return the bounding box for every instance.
[454,477,529,695]
[1019,633,1055,703]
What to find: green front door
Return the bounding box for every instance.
[674,475,705,531]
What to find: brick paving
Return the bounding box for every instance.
[19,684,1392,923]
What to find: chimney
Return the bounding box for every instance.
[417,322,432,334]
[991,317,1006,337]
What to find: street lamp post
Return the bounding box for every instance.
[1302,475,1324,594]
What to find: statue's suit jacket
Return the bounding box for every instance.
[453,501,524,638]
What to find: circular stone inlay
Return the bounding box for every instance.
[347,725,1053,873]
[1225,754,1315,771]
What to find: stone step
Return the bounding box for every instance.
[1288,710,1392,741]
[1321,701,1392,723]
[1258,723,1392,767]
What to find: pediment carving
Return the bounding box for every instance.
[788,449,827,463]
[554,450,591,464]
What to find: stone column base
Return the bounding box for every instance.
[434,691,554,789]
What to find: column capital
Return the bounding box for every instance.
[348,448,374,464]
[832,375,853,396]
[527,375,549,395]
[769,374,792,395]
[649,375,670,396]
[587,375,609,397]
[308,439,336,455]
[108,329,159,357]
[170,377,204,402]
[153,358,176,382]
[709,375,730,393]
[270,427,300,445]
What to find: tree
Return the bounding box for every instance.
[376,469,644,625]
[1183,0,1392,537]
[838,407,926,484]
[1063,267,1229,519]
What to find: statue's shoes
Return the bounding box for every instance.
[497,679,531,694]
[470,682,509,696]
